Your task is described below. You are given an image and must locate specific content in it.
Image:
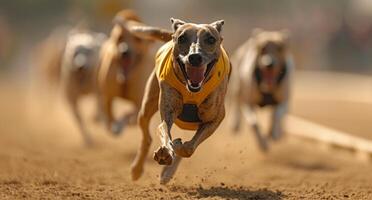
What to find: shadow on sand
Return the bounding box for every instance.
[185,186,284,200]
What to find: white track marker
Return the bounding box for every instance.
[287,115,372,161]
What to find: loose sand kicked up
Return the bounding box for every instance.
[1,71,372,199]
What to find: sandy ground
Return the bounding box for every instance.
[1,71,372,199]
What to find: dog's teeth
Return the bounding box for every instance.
[187,80,203,90]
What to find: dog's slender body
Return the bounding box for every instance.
[97,10,172,135]
[61,30,106,145]
[230,29,293,151]
[131,19,230,184]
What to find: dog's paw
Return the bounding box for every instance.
[130,162,143,181]
[257,136,269,153]
[270,129,283,141]
[92,112,103,124]
[231,122,241,133]
[81,132,94,148]
[84,139,94,148]
[111,121,126,136]
[172,138,194,158]
[153,146,174,165]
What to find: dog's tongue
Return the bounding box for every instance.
[186,66,206,84]
[263,70,275,86]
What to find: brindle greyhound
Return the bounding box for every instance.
[230,29,294,151]
[131,18,231,184]
[97,10,172,135]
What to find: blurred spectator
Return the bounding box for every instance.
[327,0,372,72]
[0,16,13,69]
[0,0,371,74]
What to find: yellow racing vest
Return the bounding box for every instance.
[155,41,230,130]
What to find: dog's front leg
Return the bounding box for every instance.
[66,92,92,146]
[242,104,268,152]
[153,83,182,165]
[92,93,104,123]
[111,109,138,135]
[173,108,225,158]
[101,95,115,134]
[153,121,174,165]
[270,102,288,140]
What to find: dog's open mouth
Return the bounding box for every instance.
[177,59,216,92]
[262,69,275,87]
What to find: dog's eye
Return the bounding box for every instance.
[205,36,216,45]
[178,35,188,44]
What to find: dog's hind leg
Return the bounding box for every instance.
[242,104,268,152]
[67,93,93,146]
[160,155,181,185]
[231,97,242,133]
[101,95,116,135]
[270,102,288,140]
[131,71,159,181]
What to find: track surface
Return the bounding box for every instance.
[1,72,372,199]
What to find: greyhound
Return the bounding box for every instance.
[131,18,231,184]
[61,29,106,145]
[230,29,294,151]
[97,9,172,135]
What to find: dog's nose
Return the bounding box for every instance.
[73,53,88,69]
[118,42,130,57]
[188,54,203,67]
[260,55,275,69]
[267,62,274,69]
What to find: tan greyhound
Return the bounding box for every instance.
[97,9,172,135]
[131,18,231,184]
[230,29,294,151]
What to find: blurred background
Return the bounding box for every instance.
[1,1,372,199]
[1,0,372,75]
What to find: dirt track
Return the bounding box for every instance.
[1,71,372,199]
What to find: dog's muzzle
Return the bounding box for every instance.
[259,54,276,69]
[177,58,217,92]
[117,42,135,79]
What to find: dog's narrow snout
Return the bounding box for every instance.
[118,42,130,57]
[188,54,203,67]
[73,53,88,69]
[260,54,276,68]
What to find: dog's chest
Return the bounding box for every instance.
[178,104,201,123]
[174,92,220,130]
[258,93,278,107]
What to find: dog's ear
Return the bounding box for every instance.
[170,18,186,32]
[280,29,291,43]
[251,28,263,37]
[95,33,107,45]
[210,20,224,33]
